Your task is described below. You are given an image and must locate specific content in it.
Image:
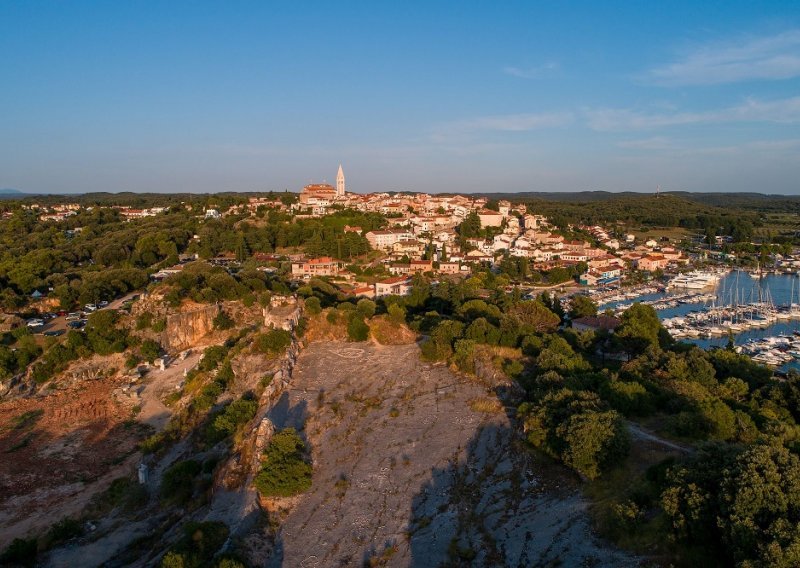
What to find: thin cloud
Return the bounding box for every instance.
[503,62,559,79]
[616,137,800,157]
[432,112,574,142]
[647,29,800,86]
[617,137,676,150]
[585,96,800,131]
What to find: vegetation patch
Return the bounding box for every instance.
[254,428,312,498]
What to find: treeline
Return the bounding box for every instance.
[510,194,761,236]
[0,205,384,311]
[192,209,380,260]
[162,262,289,306]
[0,208,195,310]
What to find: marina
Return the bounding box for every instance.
[596,271,800,372]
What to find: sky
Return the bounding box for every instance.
[1,1,800,195]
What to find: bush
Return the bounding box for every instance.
[97,477,148,513]
[304,297,321,315]
[347,316,370,342]
[160,460,202,505]
[44,517,84,548]
[254,428,312,497]
[152,318,167,332]
[254,329,292,354]
[205,398,258,444]
[521,389,629,480]
[136,312,153,330]
[356,299,376,319]
[161,521,230,568]
[0,538,37,567]
[199,345,228,371]
[387,304,406,324]
[140,339,161,363]
[213,311,234,330]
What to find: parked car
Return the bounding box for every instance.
[99,300,109,307]
[84,304,97,312]
[67,320,86,329]
[43,329,65,337]
[65,314,81,322]
[26,319,44,328]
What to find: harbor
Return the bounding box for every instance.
[595,271,800,372]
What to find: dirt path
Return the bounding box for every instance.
[138,351,202,430]
[627,421,692,454]
[251,342,638,567]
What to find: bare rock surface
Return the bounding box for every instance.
[256,342,638,567]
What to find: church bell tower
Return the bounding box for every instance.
[336,164,345,197]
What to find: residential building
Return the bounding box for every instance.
[375,276,413,297]
[290,257,343,278]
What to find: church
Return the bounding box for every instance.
[298,165,346,206]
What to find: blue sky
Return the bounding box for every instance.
[1,1,799,194]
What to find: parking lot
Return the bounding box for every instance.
[24,292,140,339]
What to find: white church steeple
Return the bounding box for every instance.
[336,164,345,197]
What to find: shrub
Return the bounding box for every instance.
[304,297,321,315]
[0,538,37,567]
[160,459,202,505]
[254,329,292,354]
[205,398,258,444]
[199,345,228,371]
[140,339,161,363]
[387,303,406,324]
[213,311,234,330]
[136,312,153,330]
[356,299,376,319]
[254,428,312,497]
[97,477,148,513]
[161,521,230,568]
[44,517,84,548]
[347,316,370,342]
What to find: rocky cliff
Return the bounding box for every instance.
[162,304,220,352]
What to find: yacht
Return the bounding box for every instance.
[667,271,721,290]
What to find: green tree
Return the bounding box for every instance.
[347,315,370,342]
[254,428,312,497]
[614,303,664,358]
[719,444,800,566]
[508,300,560,333]
[356,298,376,319]
[569,295,598,320]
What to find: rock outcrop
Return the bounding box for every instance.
[162,304,220,352]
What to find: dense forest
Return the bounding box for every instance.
[0,206,381,311]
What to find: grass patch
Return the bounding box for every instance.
[468,397,503,414]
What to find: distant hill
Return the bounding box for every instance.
[0,188,25,195]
